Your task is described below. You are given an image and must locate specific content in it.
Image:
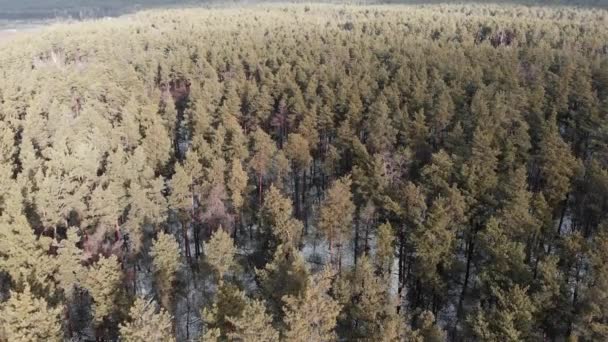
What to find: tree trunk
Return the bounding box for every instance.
[398,230,405,294]
[354,220,360,268]
[302,169,308,234]
[258,174,263,206]
[294,170,301,219]
[183,219,191,264]
[456,232,476,330]
[233,212,239,242]
[338,244,342,275]
[364,222,370,254]
[556,193,570,236]
[329,234,333,268]
[191,185,200,258]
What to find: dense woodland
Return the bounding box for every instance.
[1,0,607,20]
[0,3,607,341]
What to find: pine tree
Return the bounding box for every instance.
[412,196,454,302]
[414,310,446,342]
[227,299,280,342]
[257,245,309,318]
[335,255,399,341]
[0,285,63,342]
[376,222,395,276]
[250,129,277,205]
[421,150,454,197]
[83,254,122,324]
[498,167,537,240]
[478,217,530,293]
[284,133,312,220]
[409,109,431,162]
[262,185,303,250]
[366,94,396,154]
[150,231,181,309]
[468,285,536,341]
[282,268,342,342]
[204,228,237,285]
[0,214,55,290]
[377,299,417,342]
[537,113,579,208]
[533,254,570,339]
[202,284,248,339]
[462,126,499,204]
[319,175,355,268]
[119,298,175,342]
[284,133,312,173]
[227,159,248,226]
[53,227,85,299]
[428,85,455,148]
[576,226,608,340]
[85,178,127,241]
[169,162,195,261]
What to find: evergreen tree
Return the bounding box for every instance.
[150,231,181,309]
[257,245,309,318]
[366,94,396,154]
[537,113,579,208]
[262,185,303,250]
[227,299,280,342]
[202,284,248,340]
[0,5,606,341]
[0,285,63,342]
[282,268,342,342]
[576,226,608,340]
[469,285,537,341]
[227,159,248,229]
[250,129,277,205]
[319,176,355,268]
[53,227,85,299]
[119,298,175,342]
[83,255,122,324]
[413,310,446,342]
[204,228,237,285]
[0,214,55,290]
[376,222,395,276]
[335,255,400,341]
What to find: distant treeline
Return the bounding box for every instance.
[0,0,206,20]
[0,0,607,20]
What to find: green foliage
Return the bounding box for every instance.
[282,268,342,342]
[227,159,248,212]
[335,255,399,340]
[257,245,309,319]
[375,222,395,275]
[469,285,537,341]
[202,284,248,340]
[319,175,355,263]
[0,285,63,342]
[150,231,181,309]
[227,299,280,342]
[262,185,303,249]
[53,227,85,299]
[284,133,312,172]
[83,255,122,324]
[576,227,608,340]
[119,298,175,342]
[0,214,55,290]
[204,228,237,285]
[0,3,606,341]
[413,310,446,342]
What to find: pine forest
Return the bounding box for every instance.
[0,3,607,341]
